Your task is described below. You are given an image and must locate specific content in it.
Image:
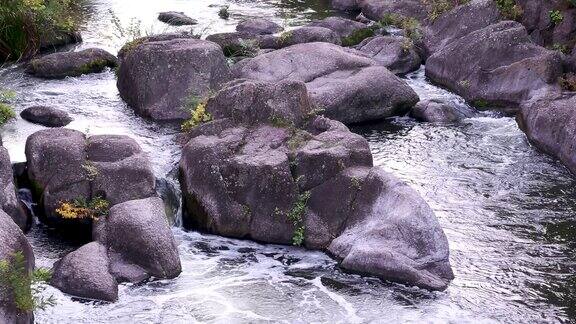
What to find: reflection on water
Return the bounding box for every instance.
[0,0,574,323]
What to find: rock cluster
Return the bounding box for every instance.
[179,78,454,290]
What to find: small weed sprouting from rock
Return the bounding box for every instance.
[218,5,230,20]
[55,196,110,220]
[277,31,293,46]
[550,43,569,54]
[559,72,576,91]
[423,0,471,21]
[181,94,212,132]
[495,0,523,20]
[378,14,422,41]
[287,129,312,151]
[81,161,99,181]
[350,177,362,191]
[287,191,310,246]
[0,251,56,313]
[549,10,563,25]
[341,28,375,47]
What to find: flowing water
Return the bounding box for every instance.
[0,0,575,323]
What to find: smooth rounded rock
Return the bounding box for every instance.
[20,106,72,127]
[26,48,118,79]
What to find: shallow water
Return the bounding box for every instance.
[0,0,575,323]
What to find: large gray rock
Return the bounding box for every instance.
[425,21,563,111]
[410,98,477,122]
[357,36,421,74]
[25,129,155,232]
[0,147,28,230]
[422,0,501,58]
[236,18,283,35]
[0,210,34,324]
[518,93,576,175]
[26,48,118,79]
[233,42,418,124]
[50,242,118,302]
[180,79,452,290]
[20,106,72,128]
[357,0,428,22]
[117,37,231,121]
[99,197,181,280]
[326,167,454,291]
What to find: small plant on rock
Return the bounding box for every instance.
[55,196,110,220]
[549,10,564,25]
[181,95,212,131]
[287,191,310,246]
[0,251,56,312]
[378,14,422,41]
[495,0,523,20]
[0,103,16,126]
[559,72,576,91]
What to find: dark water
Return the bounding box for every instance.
[0,0,574,323]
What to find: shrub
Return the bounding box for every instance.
[0,0,83,61]
[549,10,563,25]
[218,5,230,19]
[378,14,422,41]
[495,0,523,20]
[550,43,569,54]
[0,251,56,313]
[181,95,212,131]
[55,196,110,220]
[0,103,16,126]
[287,191,310,246]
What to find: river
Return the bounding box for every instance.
[0,0,574,323]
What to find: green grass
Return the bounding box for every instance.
[0,0,83,62]
[287,191,310,246]
[0,251,56,313]
[341,28,375,47]
[0,103,16,126]
[495,0,523,20]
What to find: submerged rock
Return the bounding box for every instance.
[356,36,421,74]
[410,98,476,122]
[179,79,453,290]
[425,21,563,111]
[158,12,197,26]
[26,48,118,79]
[117,37,231,121]
[233,42,418,124]
[0,147,29,231]
[98,197,181,280]
[236,18,283,35]
[24,129,155,234]
[20,106,72,127]
[51,242,118,302]
[0,210,34,323]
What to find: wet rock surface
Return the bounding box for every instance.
[20,106,72,127]
[26,48,118,79]
[158,12,197,26]
[117,37,231,121]
[179,79,453,290]
[232,42,419,124]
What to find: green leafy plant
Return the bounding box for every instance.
[0,251,56,312]
[378,14,422,41]
[0,103,16,126]
[0,0,83,61]
[287,191,311,246]
[550,43,569,54]
[181,94,212,131]
[495,0,523,20]
[549,10,564,25]
[81,161,99,181]
[55,196,110,220]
